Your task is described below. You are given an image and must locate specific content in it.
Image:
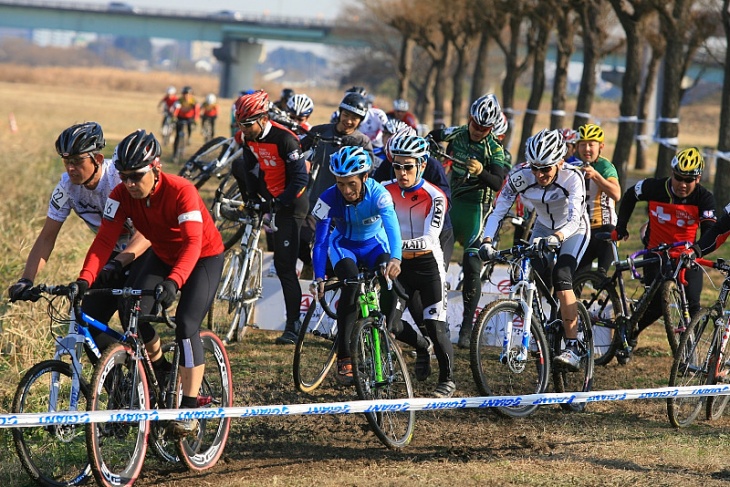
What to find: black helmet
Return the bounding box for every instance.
[55,122,105,157]
[339,92,368,118]
[281,88,295,100]
[181,86,192,94]
[113,130,161,172]
[345,86,368,97]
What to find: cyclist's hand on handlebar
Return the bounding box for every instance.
[611,228,629,241]
[70,279,89,301]
[155,279,178,309]
[385,258,401,280]
[8,278,35,302]
[478,242,496,261]
[533,235,561,251]
[310,279,325,300]
[466,159,484,176]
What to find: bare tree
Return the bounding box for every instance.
[653,0,718,178]
[634,18,665,171]
[608,0,655,186]
[550,0,579,131]
[713,0,730,207]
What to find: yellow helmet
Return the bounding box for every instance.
[671,147,704,176]
[578,123,604,143]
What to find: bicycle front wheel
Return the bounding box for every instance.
[175,330,233,471]
[351,317,415,449]
[662,280,686,356]
[573,269,620,366]
[178,136,229,188]
[86,343,149,487]
[207,249,245,343]
[470,299,550,418]
[210,175,245,250]
[667,308,714,428]
[552,302,594,412]
[238,248,263,342]
[706,318,730,420]
[12,360,92,487]
[293,286,340,393]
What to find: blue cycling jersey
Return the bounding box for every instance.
[311,177,402,280]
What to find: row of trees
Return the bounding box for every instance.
[347,0,730,205]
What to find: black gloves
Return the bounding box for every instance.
[96,259,125,287]
[155,279,179,309]
[8,278,36,302]
[71,279,89,299]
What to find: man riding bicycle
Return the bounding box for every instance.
[311,146,402,385]
[229,89,309,345]
[613,147,715,355]
[381,134,456,398]
[8,122,151,360]
[72,129,225,437]
[172,86,199,156]
[428,93,509,348]
[480,129,589,371]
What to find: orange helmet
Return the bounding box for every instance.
[235,89,270,123]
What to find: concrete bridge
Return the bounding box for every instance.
[0,0,369,96]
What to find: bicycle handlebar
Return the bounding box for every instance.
[218,196,278,232]
[627,241,691,279]
[425,135,469,168]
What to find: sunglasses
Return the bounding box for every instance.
[238,116,262,128]
[119,171,148,183]
[673,174,697,184]
[62,154,92,167]
[470,119,492,131]
[530,165,553,174]
[392,163,418,171]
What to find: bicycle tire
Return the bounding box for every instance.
[573,269,621,366]
[148,342,179,464]
[86,343,150,487]
[293,286,340,393]
[351,317,415,449]
[12,360,92,487]
[178,136,228,188]
[237,248,263,342]
[210,175,245,250]
[469,299,550,418]
[175,330,233,471]
[661,280,686,356]
[173,127,187,164]
[551,302,594,412]
[161,119,172,146]
[706,315,730,421]
[667,308,713,428]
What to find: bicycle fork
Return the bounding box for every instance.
[504,259,536,365]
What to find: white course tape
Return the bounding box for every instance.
[2,383,729,428]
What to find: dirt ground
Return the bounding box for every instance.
[97,326,730,487]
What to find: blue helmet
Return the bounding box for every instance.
[329,146,372,177]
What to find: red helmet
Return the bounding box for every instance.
[235,89,270,123]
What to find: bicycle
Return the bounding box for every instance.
[470,240,594,418]
[293,279,341,393]
[348,266,414,449]
[83,285,232,486]
[667,256,730,428]
[172,119,193,164]
[161,111,175,147]
[207,198,273,344]
[573,235,694,366]
[201,116,215,143]
[178,135,243,191]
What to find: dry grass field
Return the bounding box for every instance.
[1,64,730,486]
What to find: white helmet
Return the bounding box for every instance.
[383,118,415,136]
[166,86,176,95]
[287,94,315,117]
[491,112,509,137]
[393,99,409,112]
[205,93,217,105]
[525,129,567,167]
[470,93,501,127]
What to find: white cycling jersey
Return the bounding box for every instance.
[48,159,133,251]
[484,162,587,241]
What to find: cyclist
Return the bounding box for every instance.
[560,128,579,162]
[8,122,151,360]
[381,135,456,398]
[286,93,315,134]
[614,147,715,355]
[299,91,375,279]
[331,87,388,148]
[201,93,219,139]
[428,93,509,348]
[479,128,590,371]
[311,146,402,385]
[172,85,199,155]
[229,89,309,345]
[274,87,295,111]
[386,98,419,130]
[157,85,178,133]
[571,123,621,274]
[72,129,225,437]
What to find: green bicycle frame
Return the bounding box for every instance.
[358,285,384,383]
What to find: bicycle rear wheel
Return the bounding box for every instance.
[573,269,620,366]
[551,302,594,412]
[178,136,228,188]
[161,119,172,146]
[470,299,550,418]
[661,280,686,356]
[293,286,340,393]
[175,330,233,471]
[207,249,251,344]
[210,175,245,250]
[86,343,149,487]
[667,308,713,428]
[12,360,92,487]
[351,317,415,449]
